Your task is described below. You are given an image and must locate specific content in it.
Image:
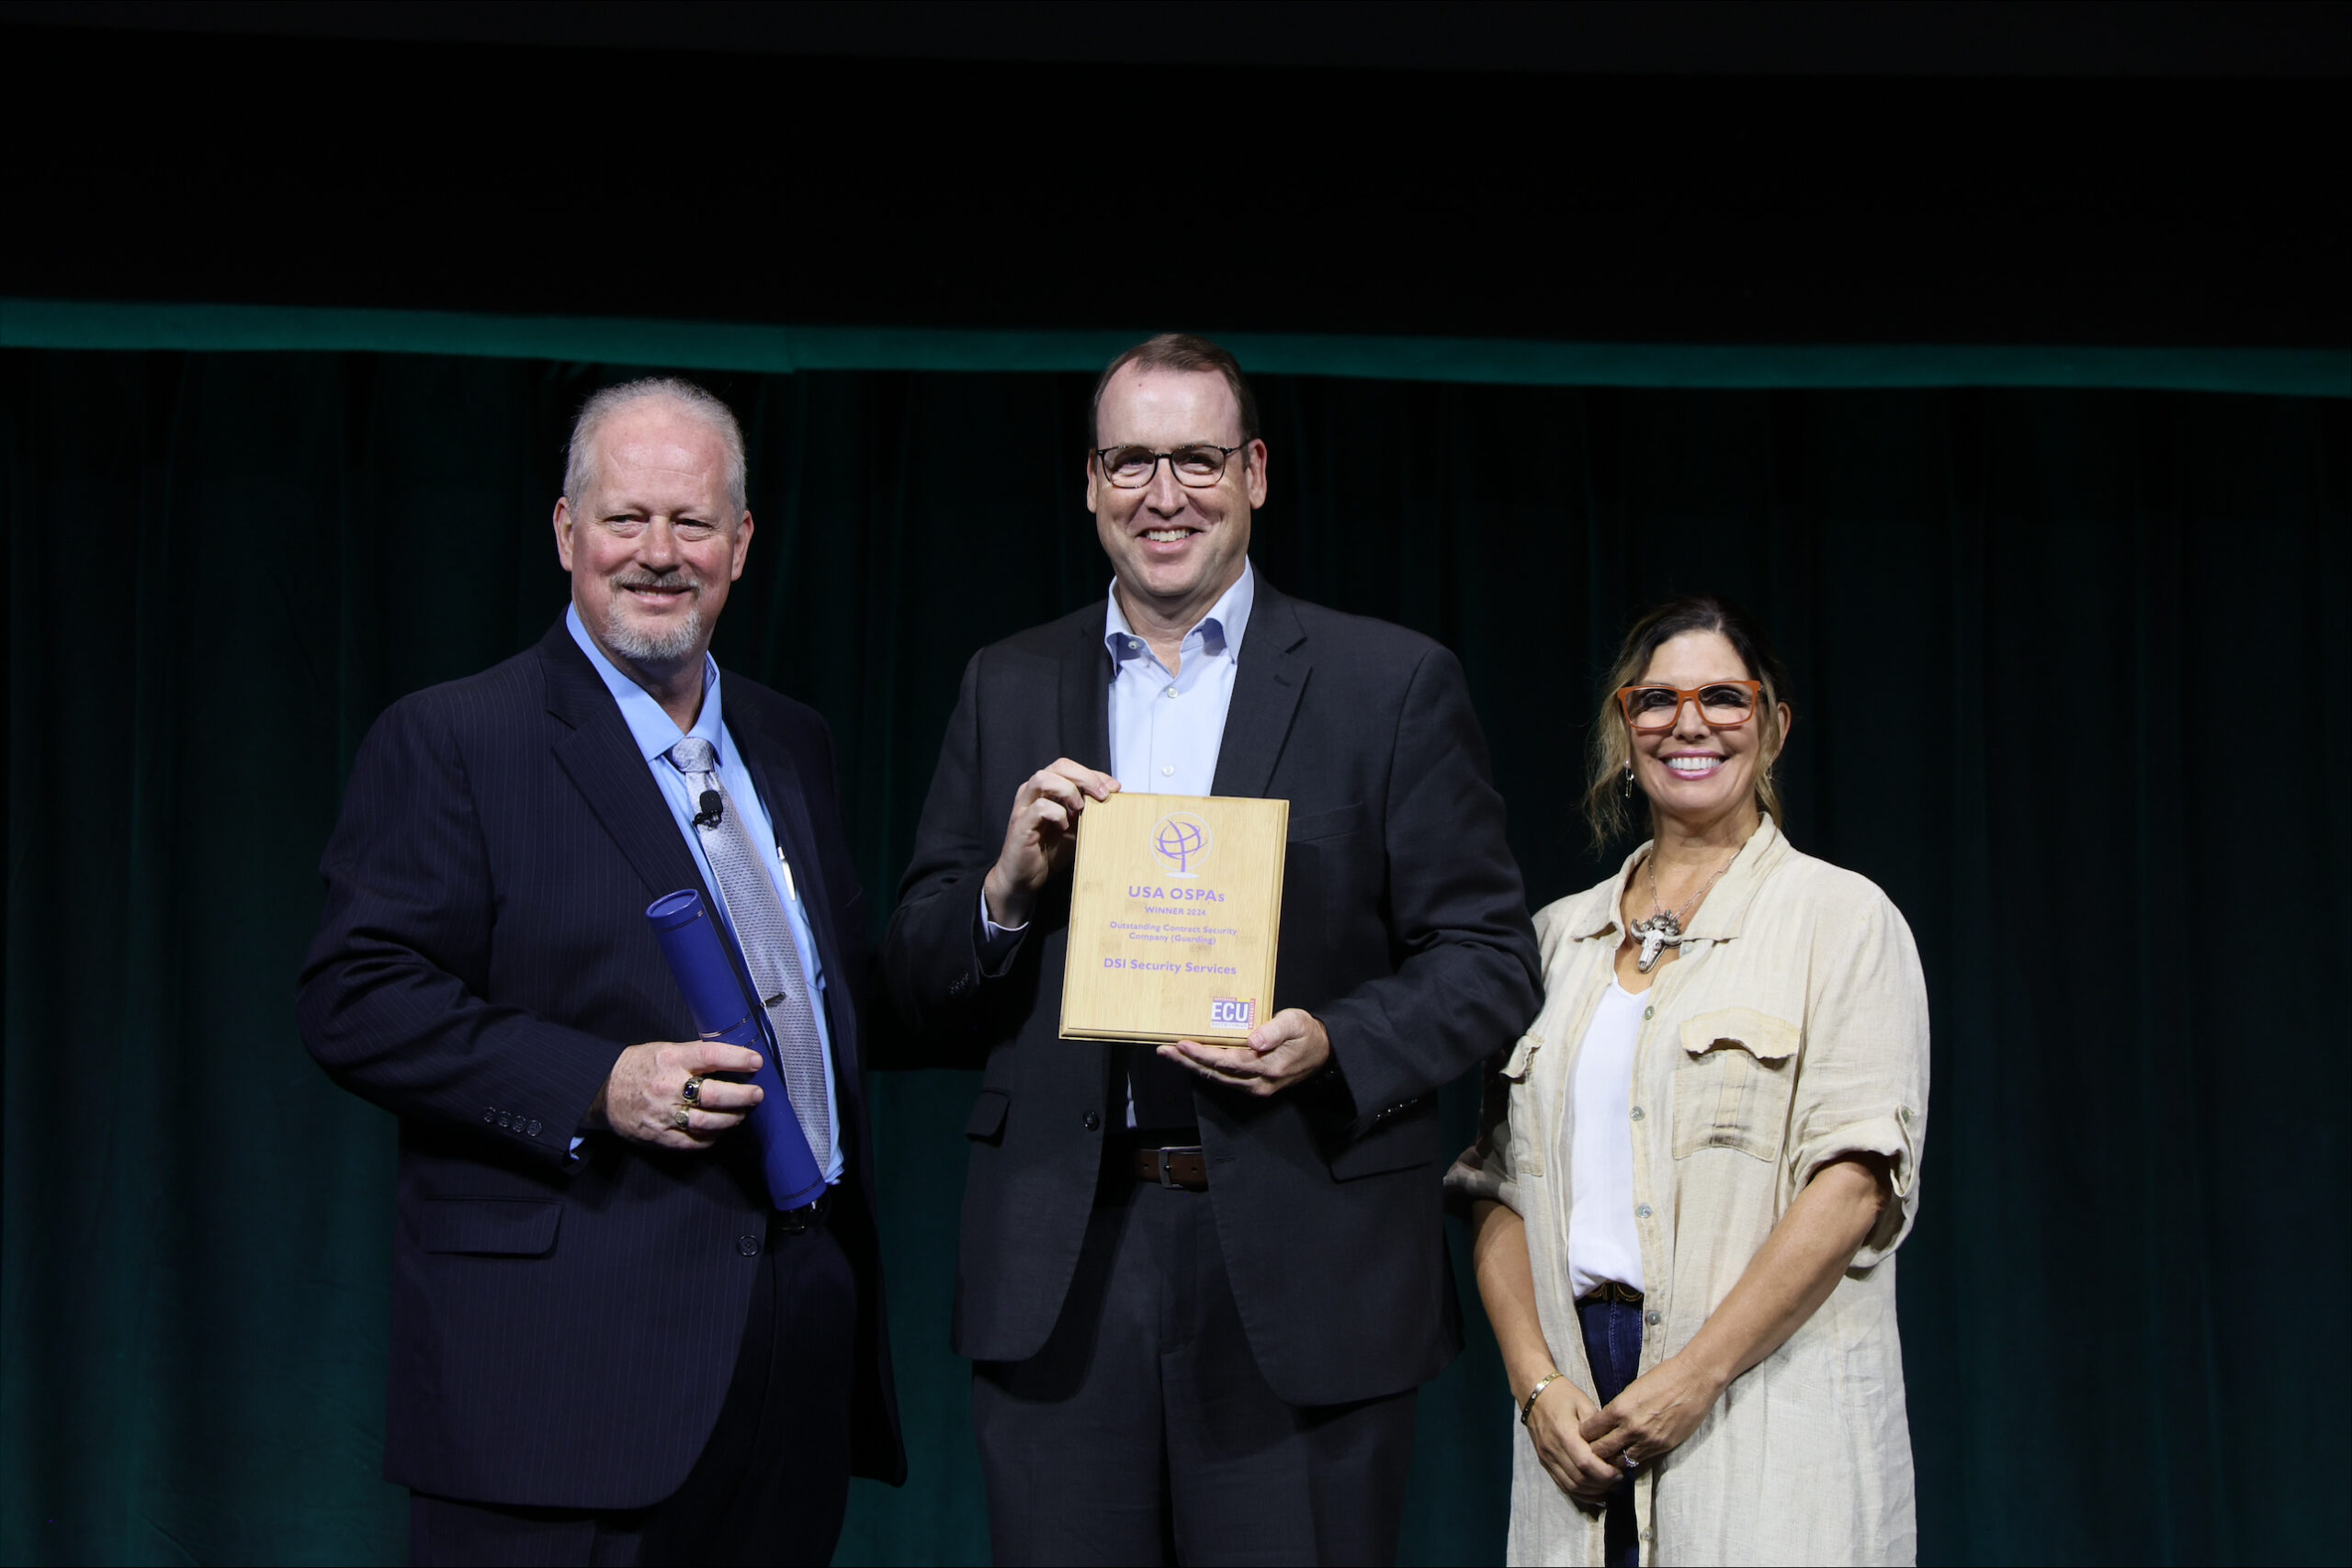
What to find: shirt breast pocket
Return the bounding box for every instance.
[1671,1008,1800,1162]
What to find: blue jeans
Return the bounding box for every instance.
[1577,1298,1644,1568]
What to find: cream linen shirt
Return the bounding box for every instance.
[1448,818,1928,1566]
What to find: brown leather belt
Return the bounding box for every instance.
[1132,1145,1210,1190]
[1577,1280,1645,1307]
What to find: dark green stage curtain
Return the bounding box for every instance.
[3,350,2345,1567]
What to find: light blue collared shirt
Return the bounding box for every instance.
[1102,558,1255,795]
[567,605,843,1184]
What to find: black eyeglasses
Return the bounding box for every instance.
[1092,444,1246,490]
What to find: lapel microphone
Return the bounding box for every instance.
[694,790,724,829]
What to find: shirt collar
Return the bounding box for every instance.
[1569,815,1791,942]
[564,603,724,766]
[1104,558,1256,667]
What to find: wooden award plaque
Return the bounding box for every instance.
[1059,792,1289,1044]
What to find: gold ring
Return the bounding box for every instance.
[673,1105,693,1130]
[683,1076,704,1103]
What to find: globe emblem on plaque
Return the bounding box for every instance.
[1150,812,1213,878]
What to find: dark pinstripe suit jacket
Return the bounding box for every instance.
[299,618,904,1508]
[884,581,1542,1406]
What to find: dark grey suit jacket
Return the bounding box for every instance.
[299,618,904,1507]
[884,580,1540,1406]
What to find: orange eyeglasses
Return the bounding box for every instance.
[1615,681,1764,732]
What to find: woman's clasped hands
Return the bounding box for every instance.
[1531,1352,1727,1503]
[1524,1377,1618,1504]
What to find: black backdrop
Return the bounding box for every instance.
[8,18,2349,353]
[3,346,2346,1564]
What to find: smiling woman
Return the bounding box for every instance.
[1452,594,1930,1565]
[1581,595,1794,850]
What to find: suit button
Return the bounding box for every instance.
[1082,1111,1102,1132]
[527,1120,542,1137]
[738,1235,762,1258]
[498,1112,513,1129]
[481,1108,496,1123]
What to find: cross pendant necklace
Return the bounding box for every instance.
[1629,846,1741,973]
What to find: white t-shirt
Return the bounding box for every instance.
[1566,979,1648,1300]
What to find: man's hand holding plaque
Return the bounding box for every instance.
[1156,1007,1332,1097]
[983,759,1122,929]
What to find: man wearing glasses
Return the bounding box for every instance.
[886,334,1541,1563]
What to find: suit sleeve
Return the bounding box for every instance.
[296,696,623,1167]
[878,651,1001,1057]
[1317,645,1542,1139]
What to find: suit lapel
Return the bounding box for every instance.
[730,717,861,1074]
[1056,611,1120,1111]
[1212,583,1311,798]
[1058,613,1114,773]
[539,625,714,912]
[734,721,830,919]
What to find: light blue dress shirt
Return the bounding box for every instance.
[566,606,843,1184]
[1102,558,1255,795]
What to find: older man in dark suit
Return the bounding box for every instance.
[885,334,1542,1565]
[300,378,900,1566]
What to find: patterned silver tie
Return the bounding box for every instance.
[669,737,831,1174]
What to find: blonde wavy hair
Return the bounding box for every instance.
[1583,594,1793,849]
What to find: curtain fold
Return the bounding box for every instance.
[4,350,2344,1565]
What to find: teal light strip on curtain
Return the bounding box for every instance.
[4,297,2346,397]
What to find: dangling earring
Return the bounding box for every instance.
[1623,762,1635,793]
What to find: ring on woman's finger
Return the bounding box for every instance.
[682,1075,704,1103]
[1620,1452,1640,1472]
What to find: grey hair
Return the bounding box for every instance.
[562,377,748,516]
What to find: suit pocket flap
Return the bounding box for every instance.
[420,1199,562,1257]
[1679,1007,1800,1063]
[965,1089,1011,1142]
[1500,1032,1543,1082]
[1286,802,1370,843]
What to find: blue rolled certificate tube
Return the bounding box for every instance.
[645,889,826,1211]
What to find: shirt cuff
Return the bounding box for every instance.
[1792,1109,1921,1268]
[977,887,1028,970]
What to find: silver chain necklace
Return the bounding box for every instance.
[1628,847,1741,973]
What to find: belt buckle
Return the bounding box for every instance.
[1148,1145,1205,1190]
[775,1190,829,1235]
